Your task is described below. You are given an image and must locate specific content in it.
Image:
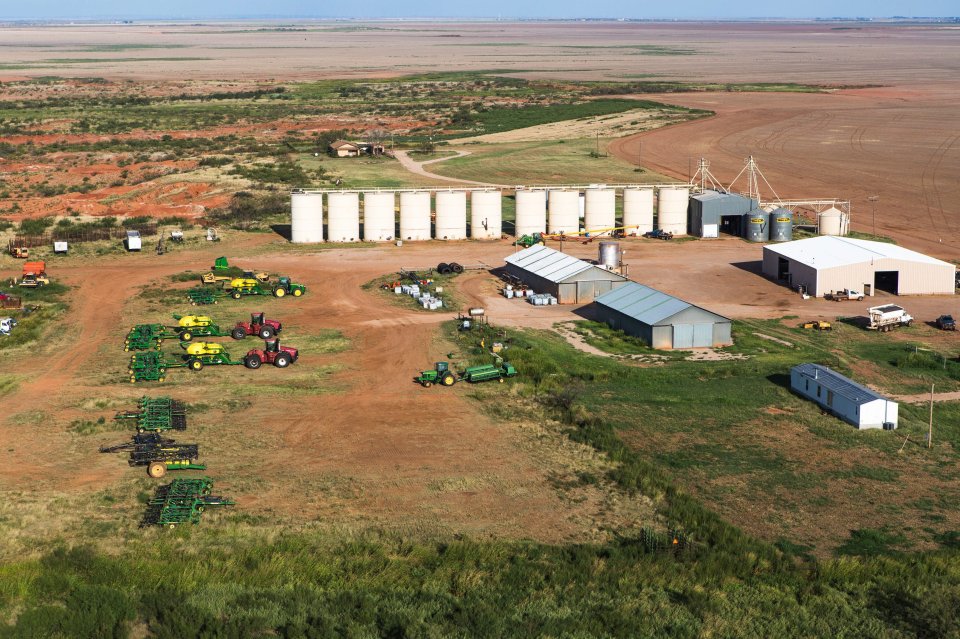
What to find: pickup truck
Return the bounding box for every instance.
[643,229,673,240]
[826,289,864,301]
[936,314,956,331]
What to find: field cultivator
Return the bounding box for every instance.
[114,396,188,431]
[128,351,183,383]
[187,287,222,305]
[142,477,235,528]
[100,432,203,478]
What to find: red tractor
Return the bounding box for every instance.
[244,339,299,369]
[232,312,282,340]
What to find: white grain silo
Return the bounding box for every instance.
[434,190,467,240]
[548,189,580,235]
[622,187,654,235]
[584,188,616,232]
[290,192,324,243]
[514,189,547,237]
[362,191,395,241]
[399,191,431,241]
[470,190,502,239]
[818,207,848,236]
[657,186,690,235]
[326,191,360,242]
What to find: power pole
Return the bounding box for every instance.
[928,383,934,448]
[867,195,879,237]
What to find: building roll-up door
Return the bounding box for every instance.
[576,280,595,303]
[693,323,713,347]
[672,324,694,349]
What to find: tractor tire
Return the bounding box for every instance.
[441,373,456,386]
[274,352,292,368]
[189,359,203,371]
[148,462,167,478]
[293,289,303,297]
[451,262,464,274]
[244,354,262,369]
[259,327,274,339]
[437,262,449,274]
[274,288,286,298]
[180,331,192,342]
[422,380,433,388]
[232,291,242,299]
[232,328,247,340]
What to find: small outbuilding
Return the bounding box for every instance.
[790,363,898,430]
[503,245,628,304]
[763,236,956,297]
[688,190,757,238]
[592,281,732,349]
[329,140,361,157]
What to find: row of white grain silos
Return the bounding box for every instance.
[291,189,504,243]
[290,185,691,243]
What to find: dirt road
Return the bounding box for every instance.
[393,150,499,187]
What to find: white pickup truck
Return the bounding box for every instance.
[826,289,865,301]
[867,304,914,332]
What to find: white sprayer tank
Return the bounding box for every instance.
[399,191,431,241]
[470,190,502,239]
[362,191,395,241]
[548,189,580,235]
[515,189,547,237]
[326,192,360,242]
[290,192,324,243]
[622,187,654,235]
[434,190,467,240]
[583,188,616,233]
[657,186,689,235]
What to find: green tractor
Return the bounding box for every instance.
[415,362,457,388]
[514,233,544,248]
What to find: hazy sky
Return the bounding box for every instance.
[2,1,956,20]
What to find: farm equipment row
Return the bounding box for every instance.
[125,312,282,351]
[141,478,234,528]
[129,338,299,382]
[186,274,307,305]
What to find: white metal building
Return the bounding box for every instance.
[763,236,956,297]
[790,364,899,430]
[503,245,627,304]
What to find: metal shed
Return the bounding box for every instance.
[790,364,898,430]
[688,190,757,238]
[503,245,628,304]
[763,236,956,297]
[593,281,732,349]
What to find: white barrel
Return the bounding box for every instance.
[362,191,395,241]
[515,189,547,237]
[657,186,689,236]
[548,189,580,235]
[435,190,467,240]
[290,192,324,243]
[399,191,431,241]
[818,207,847,236]
[470,190,502,239]
[584,188,616,233]
[622,188,654,235]
[326,192,360,242]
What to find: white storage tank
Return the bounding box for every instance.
[818,206,849,236]
[470,190,502,239]
[290,192,324,243]
[657,186,689,235]
[399,191,431,241]
[584,188,616,233]
[515,189,547,237]
[362,191,395,241]
[326,192,360,242]
[548,189,580,235]
[435,190,467,240]
[622,187,654,235]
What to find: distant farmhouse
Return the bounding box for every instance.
[328,140,385,158]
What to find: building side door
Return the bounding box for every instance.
[693,323,713,347]
[673,324,694,349]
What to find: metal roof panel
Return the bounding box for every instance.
[792,363,891,406]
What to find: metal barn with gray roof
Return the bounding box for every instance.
[763,236,955,297]
[503,245,628,304]
[790,363,898,430]
[593,281,732,349]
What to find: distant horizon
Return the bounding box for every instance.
[2,15,959,21]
